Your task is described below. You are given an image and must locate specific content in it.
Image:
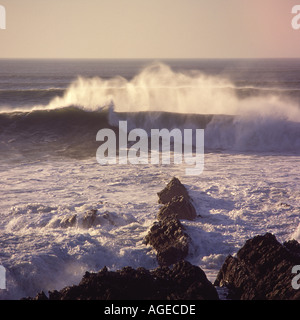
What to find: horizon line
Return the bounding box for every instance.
[0,57,300,60]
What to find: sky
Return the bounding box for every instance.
[0,0,300,59]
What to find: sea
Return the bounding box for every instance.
[0,59,299,299]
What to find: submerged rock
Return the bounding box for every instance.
[60,214,77,228]
[28,261,218,300]
[81,209,98,229]
[214,233,300,300]
[55,209,137,230]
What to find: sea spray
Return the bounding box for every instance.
[42,62,300,120]
[45,63,239,114]
[35,62,300,154]
[3,62,300,129]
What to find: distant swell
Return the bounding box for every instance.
[0,88,64,107]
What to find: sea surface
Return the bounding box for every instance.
[0,59,299,299]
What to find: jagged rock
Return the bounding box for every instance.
[214,233,300,300]
[157,195,198,221]
[33,291,49,300]
[145,177,197,266]
[60,214,77,228]
[157,177,191,204]
[144,216,189,266]
[31,261,218,300]
[284,239,300,257]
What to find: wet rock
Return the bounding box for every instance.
[30,291,49,300]
[284,239,300,257]
[60,214,77,228]
[157,195,198,221]
[145,177,197,266]
[81,209,98,229]
[34,261,218,300]
[157,177,191,204]
[68,210,138,229]
[145,216,189,266]
[214,233,300,300]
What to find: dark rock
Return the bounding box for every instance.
[21,291,49,300]
[284,239,300,257]
[214,233,300,300]
[145,177,197,266]
[34,291,48,300]
[39,261,218,300]
[48,289,63,300]
[157,195,197,221]
[157,177,191,204]
[144,216,189,266]
[164,260,219,300]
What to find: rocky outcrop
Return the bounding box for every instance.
[28,261,219,300]
[145,177,198,266]
[157,195,197,221]
[81,209,98,229]
[214,233,300,300]
[144,216,189,266]
[157,177,191,204]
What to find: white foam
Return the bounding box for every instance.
[0,153,299,299]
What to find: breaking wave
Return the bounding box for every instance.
[0,105,299,155]
[0,63,299,155]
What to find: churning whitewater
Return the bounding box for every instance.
[0,59,299,299]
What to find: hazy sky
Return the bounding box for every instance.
[0,0,300,59]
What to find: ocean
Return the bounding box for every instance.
[0,59,299,299]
